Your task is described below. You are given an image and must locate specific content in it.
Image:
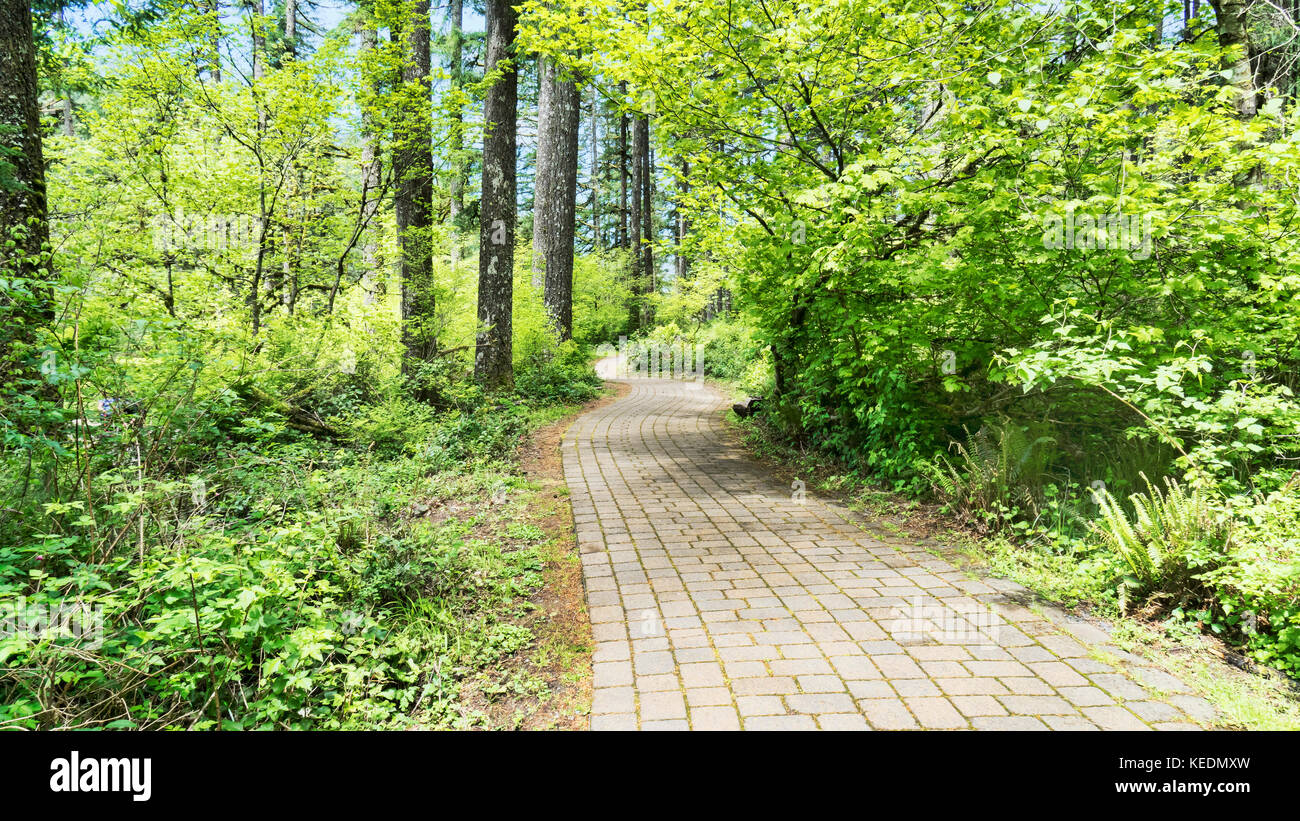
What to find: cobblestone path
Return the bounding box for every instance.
[564,376,1215,730]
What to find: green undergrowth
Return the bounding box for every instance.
[0,392,595,730]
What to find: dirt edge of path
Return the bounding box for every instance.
[473,381,632,730]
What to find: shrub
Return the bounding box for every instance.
[1093,474,1231,601]
[1194,484,1300,675]
[919,419,1057,528]
[514,340,602,403]
[339,395,439,455]
[420,402,528,469]
[0,402,556,729]
[698,320,759,381]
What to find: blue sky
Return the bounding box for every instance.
[69,0,487,47]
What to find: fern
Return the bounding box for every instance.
[1093,472,1231,596]
[919,419,1057,527]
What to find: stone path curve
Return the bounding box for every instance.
[564,375,1214,730]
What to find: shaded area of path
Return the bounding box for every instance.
[564,376,1215,730]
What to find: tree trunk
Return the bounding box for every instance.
[252,0,267,134]
[534,57,579,341]
[252,0,266,85]
[590,83,600,251]
[635,113,653,327]
[205,0,221,82]
[358,22,382,303]
[618,84,628,251]
[628,110,645,332]
[447,0,466,271]
[476,0,518,390]
[247,0,271,331]
[676,158,689,280]
[0,0,53,374]
[394,0,436,377]
[251,189,269,334]
[284,0,296,60]
[1292,0,1300,98]
[57,6,74,136]
[1209,0,1257,118]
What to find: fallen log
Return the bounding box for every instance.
[732,396,764,418]
[237,384,341,437]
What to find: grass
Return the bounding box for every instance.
[1104,620,1300,731]
[430,403,593,730]
[367,390,607,729]
[445,385,626,729]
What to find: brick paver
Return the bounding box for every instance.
[565,375,1214,731]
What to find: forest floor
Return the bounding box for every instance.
[563,376,1230,730]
